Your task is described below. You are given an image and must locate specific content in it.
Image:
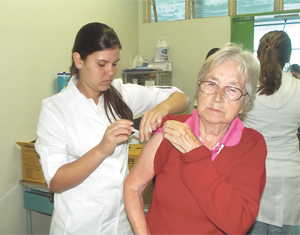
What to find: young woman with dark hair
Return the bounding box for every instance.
[35,22,190,234]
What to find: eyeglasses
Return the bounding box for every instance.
[199,81,248,101]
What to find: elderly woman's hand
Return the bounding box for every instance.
[163,120,201,153]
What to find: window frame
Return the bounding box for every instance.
[146,0,300,23]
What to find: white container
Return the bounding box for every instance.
[148,61,173,71]
[145,80,155,86]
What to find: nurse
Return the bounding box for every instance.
[35,22,190,234]
[243,31,300,234]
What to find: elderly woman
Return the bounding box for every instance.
[124,43,267,235]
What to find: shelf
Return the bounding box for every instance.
[123,69,172,86]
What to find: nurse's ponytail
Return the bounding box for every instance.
[256,30,291,96]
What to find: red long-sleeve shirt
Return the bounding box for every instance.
[146,114,267,234]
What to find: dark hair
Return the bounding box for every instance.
[205,48,220,60]
[70,22,133,123]
[257,30,291,95]
[288,64,300,73]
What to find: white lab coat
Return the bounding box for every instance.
[242,71,300,227]
[35,75,184,234]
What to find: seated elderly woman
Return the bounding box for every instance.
[124,43,267,235]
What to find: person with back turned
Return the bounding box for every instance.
[243,30,300,234]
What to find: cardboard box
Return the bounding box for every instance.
[128,144,144,171]
[17,142,46,184]
[17,142,144,185]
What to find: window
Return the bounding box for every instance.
[283,20,300,65]
[193,0,228,18]
[284,0,300,10]
[237,0,274,14]
[149,0,300,23]
[151,0,185,22]
[150,0,228,22]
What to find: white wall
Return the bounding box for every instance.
[0,0,138,234]
[138,3,231,112]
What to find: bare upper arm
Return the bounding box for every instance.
[125,133,163,191]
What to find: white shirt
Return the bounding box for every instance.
[242,71,300,227]
[35,75,184,234]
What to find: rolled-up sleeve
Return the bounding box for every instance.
[112,79,184,116]
[35,99,69,186]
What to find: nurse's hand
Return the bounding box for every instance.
[162,120,201,153]
[139,106,168,142]
[98,119,134,157]
[49,119,133,193]
[138,92,191,142]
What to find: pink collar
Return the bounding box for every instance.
[186,109,244,160]
[154,109,244,161]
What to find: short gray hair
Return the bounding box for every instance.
[196,43,259,113]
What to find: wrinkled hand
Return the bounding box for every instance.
[139,106,168,142]
[98,119,133,157]
[162,120,201,153]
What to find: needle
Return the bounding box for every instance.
[132,128,140,134]
[131,127,153,135]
